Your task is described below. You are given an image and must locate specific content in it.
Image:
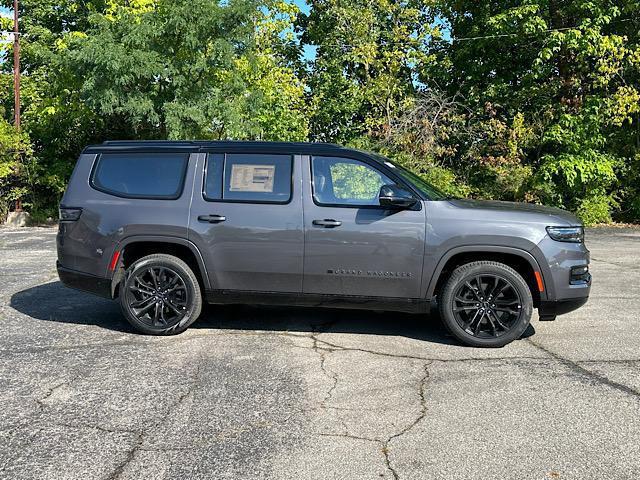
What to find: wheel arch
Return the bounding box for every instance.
[426,246,552,306]
[110,236,211,298]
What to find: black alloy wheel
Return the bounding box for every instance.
[439,261,533,347]
[451,274,522,338]
[119,254,202,335]
[126,266,189,328]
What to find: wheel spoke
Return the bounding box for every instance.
[488,279,507,300]
[166,274,179,288]
[464,281,481,301]
[149,268,159,289]
[135,300,156,318]
[131,296,154,309]
[454,295,476,304]
[494,299,519,306]
[158,304,167,325]
[475,275,485,298]
[463,309,482,331]
[489,310,511,330]
[156,267,166,289]
[135,276,155,291]
[454,305,478,313]
[153,302,161,324]
[494,306,520,315]
[472,312,484,335]
[165,283,185,294]
[130,285,154,296]
[485,313,497,335]
[165,299,185,315]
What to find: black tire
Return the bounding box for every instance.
[119,254,202,335]
[438,261,533,347]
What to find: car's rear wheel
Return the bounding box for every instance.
[438,261,533,347]
[119,254,202,335]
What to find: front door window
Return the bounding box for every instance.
[311,156,394,207]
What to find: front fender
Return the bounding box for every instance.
[423,244,553,301]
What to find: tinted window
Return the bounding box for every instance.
[311,156,394,206]
[369,152,448,200]
[204,153,292,203]
[204,153,224,200]
[92,153,188,199]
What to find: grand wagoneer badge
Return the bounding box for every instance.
[327,269,413,278]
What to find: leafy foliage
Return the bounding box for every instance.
[0,117,34,218]
[0,0,639,224]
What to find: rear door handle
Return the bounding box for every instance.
[312,219,342,228]
[198,214,226,223]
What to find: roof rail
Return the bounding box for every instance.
[101,140,200,145]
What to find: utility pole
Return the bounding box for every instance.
[13,0,20,130]
[13,0,23,212]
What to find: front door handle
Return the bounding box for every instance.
[312,219,342,228]
[198,214,226,223]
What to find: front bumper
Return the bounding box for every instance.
[57,261,112,299]
[538,297,589,319]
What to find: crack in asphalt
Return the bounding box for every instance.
[312,336,340,409]
[526,339,640,399]
[35,380,70,410]
[7,324,638,365]
[105,352,204,480]
[317,432,391,476]
[316,363,432,480]
[309,321,353,435]
[307,317,434,480]
[381,363,431,480]
[0,378,79,475]
[311,336,552,363]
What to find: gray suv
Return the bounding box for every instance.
[57,141,591,347]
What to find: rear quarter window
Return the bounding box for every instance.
[91,153,189,199]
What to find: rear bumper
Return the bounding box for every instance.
[57,261,112,299]
[538,297,589,319]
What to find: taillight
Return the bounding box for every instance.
[59,207,82,222]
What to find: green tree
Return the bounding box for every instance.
[422,0,640,223]
[220,0,310,141]
[1,0,116,214]
[0,117,34,218]
[0,0,310,216]
[300,0,433,142]
[67,0,258,139]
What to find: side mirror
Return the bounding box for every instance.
[378,184,418,209]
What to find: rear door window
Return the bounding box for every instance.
[204,153,292,203]
[92,152,189,199]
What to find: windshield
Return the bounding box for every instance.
[369,153,450,201]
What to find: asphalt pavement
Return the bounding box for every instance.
[0,226,638,480]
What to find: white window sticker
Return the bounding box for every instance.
[229,164,275,192]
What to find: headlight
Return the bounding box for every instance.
[546,226,584,243]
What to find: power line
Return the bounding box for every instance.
[305,17,635,48]
[448,18,633,42]
[0,16,634,47]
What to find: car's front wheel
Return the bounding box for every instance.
[438,261,533,347]
[119,254,202,335]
